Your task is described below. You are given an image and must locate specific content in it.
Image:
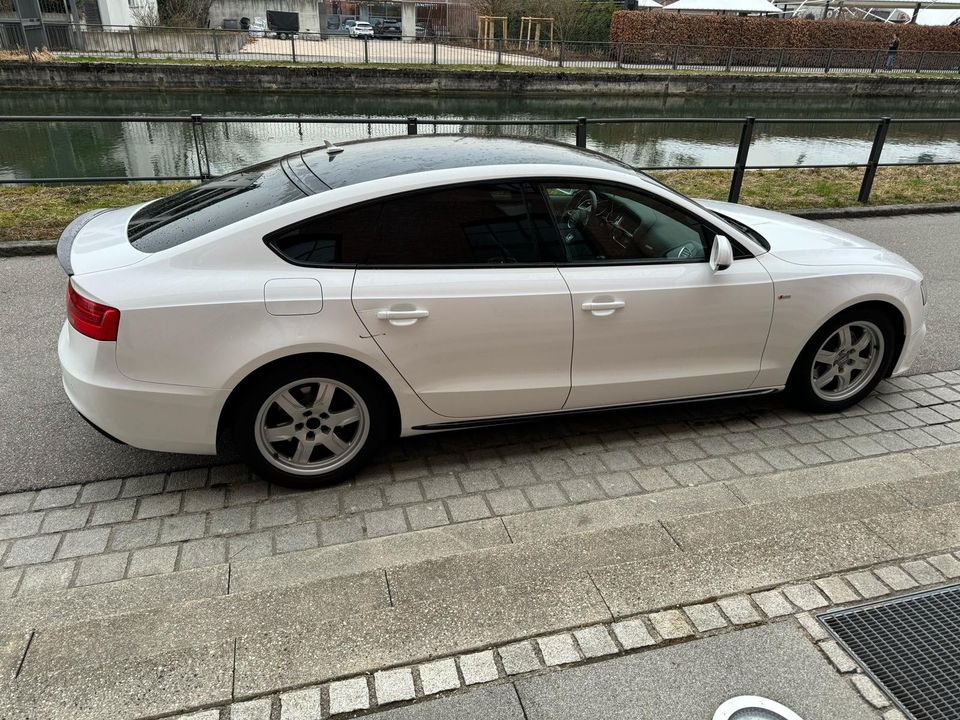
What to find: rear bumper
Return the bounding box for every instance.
[58,323,227,455]
[891,321,926,377]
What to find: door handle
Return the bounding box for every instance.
[376,308,429,326]
[582,300,625,317]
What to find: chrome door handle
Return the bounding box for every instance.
[582,300,625,317]
[377,309,429,320]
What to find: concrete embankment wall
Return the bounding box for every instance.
[2,61,960,96]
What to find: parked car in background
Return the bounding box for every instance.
[374,19,402,39]
[349,21,375,38]
[56,137,927,487]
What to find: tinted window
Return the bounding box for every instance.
[267,182,563,266]
[541,182,713,264]
[129,159,305,253]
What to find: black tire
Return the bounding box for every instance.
[232,358,391,488]
[787,307,896,413]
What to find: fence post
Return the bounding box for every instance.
[672,44,680,70]
[871,49,880,73]
[575,117,587,148]
[858,116,890,204]
[496,37,502,65]
[559,40,565,67]
[617,42,624,69]
[728,116,755,203]
[432,38,437,65]
[776,48,784,73]
[825,48,833,74]
[407,116,418,136]
[291,35,296,62]
[128,26,138,59]
[364,37,369,64]
[725,47,734,72]
[190,114,212,179]
[916,51,926,73]
[213,32,220,61]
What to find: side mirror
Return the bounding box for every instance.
[710,234,734,272]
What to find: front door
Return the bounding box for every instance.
[539,181,774,409]
[351,181,573,419]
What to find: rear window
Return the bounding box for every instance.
[128,159,305,253]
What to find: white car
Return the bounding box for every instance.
[349,21,374,38]
[57,137,927,486]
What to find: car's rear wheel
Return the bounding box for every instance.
[232,360,389,487]
[787,308,896,412]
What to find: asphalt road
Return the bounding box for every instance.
[1,211,957,494]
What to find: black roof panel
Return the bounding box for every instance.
[301,135,636,190]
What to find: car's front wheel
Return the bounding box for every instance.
[232,360,389,487]
[787,308,896,412]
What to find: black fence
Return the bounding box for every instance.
[2,114,959,204]
[3,23,960,75]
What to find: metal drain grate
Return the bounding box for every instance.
[820,583,960,720]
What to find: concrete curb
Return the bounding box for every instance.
[4,202,958,258]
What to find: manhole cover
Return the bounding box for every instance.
[820,583,960,720]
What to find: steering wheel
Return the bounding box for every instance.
[561,189,598,229]
[665,241,703,260]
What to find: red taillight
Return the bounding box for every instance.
[67,282,120,342]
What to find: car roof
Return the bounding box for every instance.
[300,135,637,190]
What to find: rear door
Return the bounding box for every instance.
[351,181,573,419]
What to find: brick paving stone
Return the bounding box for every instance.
[782,425,827,444]
[78,480,122,505]
[665,462,711,487]
[684,603,727,632]
[529,457,572,483]
[6,534,60,566]
[165,468,208,492]
[225,483,270,507]
[405,503,449,530]
[630,468,677,492]
[459,650,499,685]
[573,625,618,658]
[485,488,531,516]
[820,639,858,673]
[159,514,206,544]
[382,481,423,506]
[33,485,80,510]
[392,459,430,482]
[593,473,638,498]
[728,453,775,476]
[458,470,500,494]
[873,432,916,452]
[523,483,567,508]
[420,476,461,500]
[254,501,298,529]
[281,686,324,720]
[419,658,460,695]
[728,433,767,452]
[901,560,944,585]
[783,583,829,610]
[295,492,338,520]
[19,561,74,595]
[757,449,804,471]
[664,440,707,462]
[696,436,737,456]
[560,477,605,502]
[364,508,408,538]
[136,493,183,519]
[0,492,35,516]
[927,553,960,578]
[375,668,416,705]
[912,374,945,388]
[230,698,272,720]
[851,675,891,709]
[869,414,909,432]
[209,464,249,486]
[75,552,128,586]
[697,458,740,481]
[179,538,226,570]
[883,394,918,411]
[838,417,880,436]
[41,507,90,533]
[907,406,951,425]
[903,390,940,407]
[341,486,384,513]
[649,610,694,640]
[228,532,273,562]
[925,424,960,444]
[538,633,579,666]
[752,590,794,618]
[170,711,219,720]
[599,450,641,471]
[496,464,540,487]
[428,454,469,474]
[58,528,109,558]
[499,640,541,675]
[110,519,160,551]
[465,449,503,470]
[756,428,794,448]
[875,565,918,591]
[442,496,489,523]
[208,506,253,536]
[567,455,609,477]
[320,516,364,546]
[817,440,860,462]
[182,487,227,513]
[930,403,960,420]
[274,523,319,554]
[634,445,675,466]
[787,445,832,465]
[120,474,165,498]
[815,576,859,604]
[890,409,925,428]
[718,596,762,625]
[845,571,890,599]
[795,612,830,641]
[89,500,136,526]
[128,546,178,577]
[896,428,939,448]
[0,568,21,598]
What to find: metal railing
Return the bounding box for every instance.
[2,114,959,203]
[2,22,960,75]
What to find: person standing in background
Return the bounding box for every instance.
[885,33,901,70]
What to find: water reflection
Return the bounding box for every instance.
[1,89,959,181]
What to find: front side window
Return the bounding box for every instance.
[540,182,713,264]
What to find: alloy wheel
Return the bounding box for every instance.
[810,320,885,402]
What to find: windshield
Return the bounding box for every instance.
[711,211,771,252]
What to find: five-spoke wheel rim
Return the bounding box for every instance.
[810,321,884,402]
[254,378,369,476]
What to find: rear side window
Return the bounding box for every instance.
[267,182,564,267]
[128,160,305,253]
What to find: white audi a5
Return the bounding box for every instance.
[57,136,927,486]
